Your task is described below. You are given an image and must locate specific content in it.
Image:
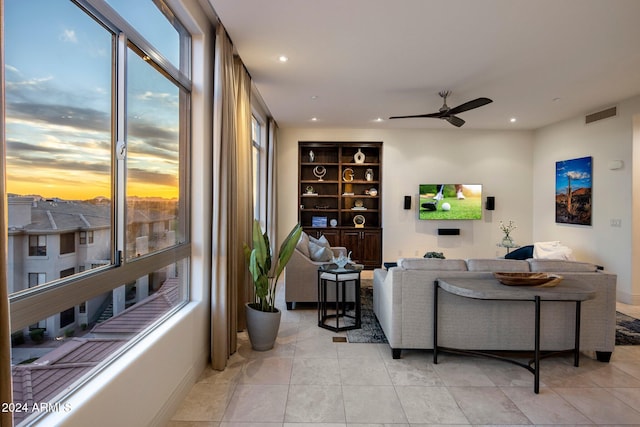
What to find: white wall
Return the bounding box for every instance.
[533,95,640,304]
[277,127,534,262]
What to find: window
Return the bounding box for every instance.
[60,233,75,255]
[79,231,94,245]
[28,273,46,288]
[251,115,266,224]
[28,235,46,256]
[4,0,191,424]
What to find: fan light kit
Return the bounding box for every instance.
[389,90,493,127]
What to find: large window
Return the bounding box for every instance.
[3,1,191,424]
[251,114,266,224]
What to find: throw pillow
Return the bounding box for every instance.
[296,232,310,258]
[309,234,331,250]
[308,240,333,262]
[504,245,534,260]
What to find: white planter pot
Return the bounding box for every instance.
[245,302,281,351]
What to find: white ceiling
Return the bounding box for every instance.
[207,0,640,130]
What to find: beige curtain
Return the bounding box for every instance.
[1,0,15,424]
[233,57,253,327]
[210,24,253,370]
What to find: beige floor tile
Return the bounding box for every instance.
[503,385,592,424]
[290,357,341,385]
[239,357,293,384]
[336,342,382,359]
[222,384,288,422]
[555,387,640,425]
[170,382,235,422]
[293,335,339,359]
[338,358,392,385]
[431,358,495,386]
[395,385,469,424]
[448,386,530,425]
[342,385,408,423]
[284,384,345,423]
[384,357,445,386]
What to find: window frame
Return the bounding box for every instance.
[28,235,47,257]
[7,0,192,333]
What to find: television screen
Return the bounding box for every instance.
[418,184,483,220]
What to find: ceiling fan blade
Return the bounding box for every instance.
[389,112,441,119]
[445,115,465,127]
[447,97,493,115]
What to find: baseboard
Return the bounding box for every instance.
[617,290,640,305]
[149,359,205,426]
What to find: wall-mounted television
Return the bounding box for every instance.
[418,184,483,220]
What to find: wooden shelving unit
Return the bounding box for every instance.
[298,141,383,269]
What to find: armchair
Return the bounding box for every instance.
[283,232,347,309]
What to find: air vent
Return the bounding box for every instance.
[585,106,617,124]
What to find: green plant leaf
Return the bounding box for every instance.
[274,223,302,284]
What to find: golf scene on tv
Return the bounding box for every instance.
[418,184,483,220]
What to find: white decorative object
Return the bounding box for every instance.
[309,150,315,162]
[331,251,352,269]
[354,149,365,164]
[353,214,365,228]
[329,218,338,227]
[368,188,378,196]
[313,165,326,181]
[365,168,374,181]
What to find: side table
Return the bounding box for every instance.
[317,265,362,332]
[433,277,596,393]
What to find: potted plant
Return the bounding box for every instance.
[243,219,302,350]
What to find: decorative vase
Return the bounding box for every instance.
[365,168,374,181]
[245,302,281,351]
[501,235,513,246]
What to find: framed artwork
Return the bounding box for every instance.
[311,216,328,227]
[555,156,592,225]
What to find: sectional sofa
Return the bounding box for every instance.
[373,258,617,362]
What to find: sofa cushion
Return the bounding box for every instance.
[309,234,331,249]
[466,258,530,272]
[397,258,467,271]
[308,240,333,262]
[296,232,311,258]
[533,241,574,260]
[529,259,599,272]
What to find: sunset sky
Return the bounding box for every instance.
[4,0,181,201]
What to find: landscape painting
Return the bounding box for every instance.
[556,156,592,225]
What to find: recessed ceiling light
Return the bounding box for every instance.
[278,55,288,63]
[510,117,517,123]
[310,117,318,122]
[374,117,384,122]
[311,95,318,100]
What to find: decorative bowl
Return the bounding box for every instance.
[493,272,563,287]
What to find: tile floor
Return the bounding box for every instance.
[168,275,640,426]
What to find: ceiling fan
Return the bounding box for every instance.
[389,90,493,127]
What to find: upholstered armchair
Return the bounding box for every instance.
[283,232,347,309]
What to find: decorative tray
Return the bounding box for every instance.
[493,272,563,287]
